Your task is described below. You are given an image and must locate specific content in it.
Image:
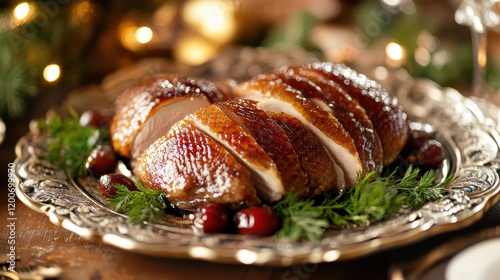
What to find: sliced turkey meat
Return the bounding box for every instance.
[273,66,384,175]
[131,96,211,159]
[235,74,358,188]
[110,73,227,158]
[134,120,261,210]
[306,62,408,166]
[269,112,341,195]
[115,63,410,210]
[214,99,308,196]
[185,105,284,203]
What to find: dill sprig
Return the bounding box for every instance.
[108,181,167,224]
[273,193,329,241]
[395,166,454,209]
[320,170,405,227]
[38,110,106,178]
[273,166,453,241]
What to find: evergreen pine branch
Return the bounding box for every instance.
[0,37,37,119]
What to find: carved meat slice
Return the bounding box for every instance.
[111,73,227,159]
[185,105,284,203]
[214,99,308,197]
[134,120,261,210]
[130,96,211,159]
[273,66,384,175]
[306,62,408,166]
[235,74,358,188]
[269,112,341,195]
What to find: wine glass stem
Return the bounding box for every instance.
[471,29,489,98]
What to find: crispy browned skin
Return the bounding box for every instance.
[215,99,308,196]
[306,62,408,166]
[111,73,226,158]
[269,112,338,196]
[185,105,284,203]
[134,120,261,210]
[210,78,237,100]
[236,74,360,187]
[273,66,384,175]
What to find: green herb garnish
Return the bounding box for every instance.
[38,110,106,178]
[108,181,167,224]
[395,166,454,209]
[273,166,453,241]
[273,193,329,241]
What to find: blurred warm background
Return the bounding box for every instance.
[0,0,499,131]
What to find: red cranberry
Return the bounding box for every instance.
[405,128,436,154]
[415,140,446,169]
[192,204,231,233]
[79,109,111,127]
[86,144,117,176]
[234,206,280,235]
[99,173,138,199]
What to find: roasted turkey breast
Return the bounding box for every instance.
[134,120,261,210]
[305,62,408,166]
[110,73,228,159]
[272,65,384,175]
[112,63,409,209]
[214,99,309,197]
[234,74,357,187]
[185,104,284,203]
[269,112,341,195]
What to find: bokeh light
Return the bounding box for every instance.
[43,64,61,82]
[174,34,218,65]
[135,26,153,44]
[183,0,236,44]
[386,42,406,67]
[13,2,30,20]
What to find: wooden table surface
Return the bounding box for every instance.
[1,91,500,280]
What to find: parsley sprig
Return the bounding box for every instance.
[273,166,453,241]
[38,110,106,178]
[108,181,168,224]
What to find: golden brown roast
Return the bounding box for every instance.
[269,112,341,195]
[185,105,284,203]
[214,99,309,197]
[117,63,409,209]
[272,66,384,175]
[110,73,227,159]
[235,74,356,188]
[134,120,261,210]
[306,62,408,166]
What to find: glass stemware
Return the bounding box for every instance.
[455,0,500,98]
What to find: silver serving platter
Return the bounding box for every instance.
[13,55,500,266]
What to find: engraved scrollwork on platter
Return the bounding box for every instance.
[13,56,500,266]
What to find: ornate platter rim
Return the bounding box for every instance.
[13,74,500,266]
